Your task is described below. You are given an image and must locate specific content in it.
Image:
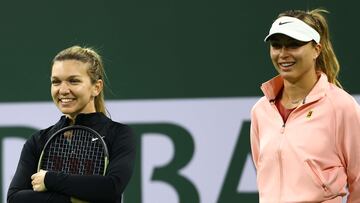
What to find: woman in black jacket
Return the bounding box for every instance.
[7,45,136,203]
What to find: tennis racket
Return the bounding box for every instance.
[37,125,109,176]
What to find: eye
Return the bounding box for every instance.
[287,41,307,49]
[51,79,60,86]
[270,42,282,49]
[69,79,81,84]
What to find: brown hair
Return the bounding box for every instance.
[52,45,107,115]
[278,9,342,87]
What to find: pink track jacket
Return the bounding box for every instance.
[250,73,360,203]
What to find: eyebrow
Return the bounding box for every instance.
[51,75,82,80]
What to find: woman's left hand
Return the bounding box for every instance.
[31,170,47,192]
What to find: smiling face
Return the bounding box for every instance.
[51,60,102,119]
[269,34,321,84]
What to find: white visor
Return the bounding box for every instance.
[264,16,320,43]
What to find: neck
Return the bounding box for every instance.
[281,72,319,108]
[283,84,308,103]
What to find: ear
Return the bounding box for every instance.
[313,43,322,59]
[92,79,103,97]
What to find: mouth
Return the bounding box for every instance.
[58,98,75,104]
[278,62,295,70]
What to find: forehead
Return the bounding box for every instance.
[51,60,89,77]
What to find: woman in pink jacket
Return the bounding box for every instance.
[250,8,360,203]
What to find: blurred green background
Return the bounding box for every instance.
[1,1,358,102]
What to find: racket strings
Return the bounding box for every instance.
[41,128,106,175]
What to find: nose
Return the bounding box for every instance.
[58,83,70,95]
[278,46,289,58]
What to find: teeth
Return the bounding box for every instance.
[60,98,74,103]
[280,62,294,67]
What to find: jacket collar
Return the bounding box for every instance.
[260,72,329,104]
[55,112,108,129]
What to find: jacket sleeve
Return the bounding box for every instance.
[44,124,136,202]
[250,106,260,170]
[337,98,360,202]
[7,132,71,203]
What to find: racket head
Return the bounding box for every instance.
[38,125,109,176]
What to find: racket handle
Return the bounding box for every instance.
[70,197,89,203]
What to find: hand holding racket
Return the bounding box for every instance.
[31,170,47,192]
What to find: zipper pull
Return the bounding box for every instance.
[280,123,285,134]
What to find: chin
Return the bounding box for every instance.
[281,74,299,84]
[58,107,75,115]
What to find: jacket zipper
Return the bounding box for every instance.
[271,101,286,201]
[278,123,285,202]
